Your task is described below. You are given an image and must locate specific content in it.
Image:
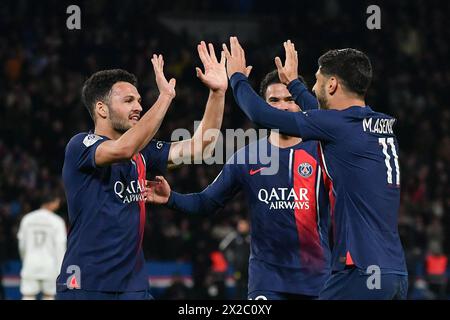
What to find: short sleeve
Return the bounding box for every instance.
[65,133,107,172]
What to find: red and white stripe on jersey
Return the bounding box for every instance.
[292,149,324,271]
[317,143,336,241]
[133,153,147,252]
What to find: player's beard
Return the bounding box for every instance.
[316,83,330,110]
[109,105,132,134]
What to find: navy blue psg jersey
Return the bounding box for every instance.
[168,138,331,296]
[57,132,170,292]
[231,72,408,274]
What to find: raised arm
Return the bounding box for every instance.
[167,42,229,169]
[222,37,301,137]
[224,37,340,142]
[95,54,176,166]
[230,73,302,136]
[275,40,318,111]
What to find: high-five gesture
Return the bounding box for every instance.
[151,54,176,98]
[222,36,252,79]
[145,176,171,205]
[274,40,299,85]
[196,41,228,93]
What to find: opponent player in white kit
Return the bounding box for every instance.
[17,193,67,300]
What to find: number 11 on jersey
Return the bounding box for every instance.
[379,137,400,186]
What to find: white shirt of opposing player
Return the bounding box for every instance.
[17,209,67,280]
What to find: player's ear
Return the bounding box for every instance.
[96,101,108,120]
[328,76,338,95]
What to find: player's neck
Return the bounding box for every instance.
[268,132,301,149]
[40,204,54,212]
[94,123,122,140]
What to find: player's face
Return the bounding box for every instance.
[265,83,301,112]
[312,69,330,110]
[108,82,143,133]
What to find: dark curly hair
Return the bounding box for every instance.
[81,69,137,121]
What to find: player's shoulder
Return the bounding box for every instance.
[49,212,66,226]
[371,110,396,120]
[36,209,65,224]
[65,132,106,157]
[296,140,319,151]
[20,210,37,223]
[358,106,396,120]
[21,209,44,224]
[68,132,104,147]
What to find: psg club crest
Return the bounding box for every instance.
[298,162,313,178]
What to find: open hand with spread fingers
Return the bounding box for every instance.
[222,36,253,80]
[196,41,228,93]
[274,40,299,85]
[151,54,176,99]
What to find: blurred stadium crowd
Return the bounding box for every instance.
[0,0,449,299]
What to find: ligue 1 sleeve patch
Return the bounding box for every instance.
[83,134,103,147]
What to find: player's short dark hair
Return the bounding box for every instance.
[40,191,60,205]
[318,48,372,98]
[81,69,137,121]
[259,70,306,99]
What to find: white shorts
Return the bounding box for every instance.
[20,278,56,296]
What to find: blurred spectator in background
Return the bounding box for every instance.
[425,241,448,299]
[17,193,66,300]
[220,218,251,299]
[208,250,228,299]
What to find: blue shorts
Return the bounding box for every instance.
[319,267,408,300]
[248,290,316,300]
[56,289,154,300]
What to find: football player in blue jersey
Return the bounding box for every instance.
[146,41,332,300]
[223,37,408,299]
[56,42,229,300]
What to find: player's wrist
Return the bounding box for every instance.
[158,92,175,100]
[166,191,174,206]
[210,88,226,96]
[285,75,298,86]
[228,70,246,80]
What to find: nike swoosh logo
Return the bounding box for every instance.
[249,167,268,175]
